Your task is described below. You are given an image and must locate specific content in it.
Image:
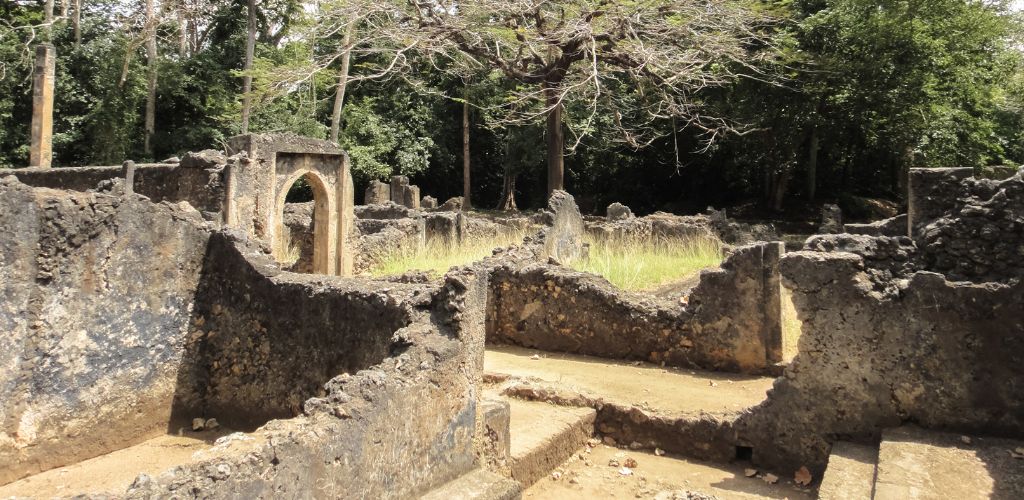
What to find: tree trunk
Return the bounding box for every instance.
[44,0,54,40]
[328,21,354,143]
[771,167,792,211]
[544,83,564,197]
[462,84,471,209]
[73,0,81,47]
[240,0,256,134]
[496,165,517,211]
[60,0,68,18]
[143,0,158,155]
[177,3,187,57]
[805,123,820,201]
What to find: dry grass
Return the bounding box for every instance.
[369,229,529,277]
[571,234,724,291]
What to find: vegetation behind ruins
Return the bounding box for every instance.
[1,0,1022,215]
[571,235,725,292]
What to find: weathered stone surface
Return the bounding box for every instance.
[365,179,390,205]
[439,196,465,212]
[606,202,635,221]
[404,185,421,210]
[390,175,410,205]
[0,177,212,484]
[422,195,438,209]
[844,214,907,237]
[486,242,785,374]
[736,249,1024,476]
[819,204,842,234]
[355,201,417,220]
[536,190,585,264]
[426,212,466,245]
[180,149,226,169]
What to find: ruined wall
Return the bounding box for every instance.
[486,243,785,374]
[0,176,212,484]
[122,254,493,499]
[172,232,420,428]
[738,252,1024,475]
[737,170,1024,475]
[0,162,227,218]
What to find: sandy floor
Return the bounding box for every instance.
[526,445,813,500]
[485,346,775,416]
[0,428,236,498]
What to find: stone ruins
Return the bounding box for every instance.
[1,134,1022,499]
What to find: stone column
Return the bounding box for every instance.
[29,44,56,168]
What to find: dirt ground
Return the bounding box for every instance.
[0,428,237,497]
[526,444,814,499]
[485,346,775,416]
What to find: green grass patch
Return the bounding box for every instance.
[369,229,528,278]
[571,234,724,291]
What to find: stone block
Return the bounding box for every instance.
[364,180,390,205]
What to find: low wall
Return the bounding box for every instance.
[124,251,492,499]
[486,242,785,374]
[173,232,423,428]
[0,176,212,484]
[0,163,226,217]
[737,251,1024,475]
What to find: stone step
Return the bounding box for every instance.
[419,468,521,500]
[485,346,773,462]
[818,441,879,500]
[874,426,1024,500]
[508,398,596,487]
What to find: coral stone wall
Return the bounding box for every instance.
[0,177,212,484]
[486,242,785,374]
[171,233,421,428]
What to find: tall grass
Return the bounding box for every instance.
[571,234,724,291]
[369,229,528,278]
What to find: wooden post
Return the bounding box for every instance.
[30,44,56,168]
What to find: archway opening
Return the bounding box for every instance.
[278,171,331,274]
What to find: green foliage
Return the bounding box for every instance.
[0,0,1020,214]
[571,234,724,291]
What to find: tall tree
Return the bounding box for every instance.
[346,0,775,196]
[328,19,354,143]
[143,0,158,155]
[240,0,256,133]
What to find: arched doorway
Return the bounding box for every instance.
[275,170,333,274]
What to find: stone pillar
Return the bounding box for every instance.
[390,175,409,205]
[121,160,136,194]
[403,185,420,210]
[29,44,56,168]
[364,179,390,205]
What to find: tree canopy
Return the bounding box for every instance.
[1,0,1021,215]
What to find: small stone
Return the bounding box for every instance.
[530,354,540,360]
[624,457,638,468]
[961,435,972,444]
[587,438,601,447]
[551,471,562,480]
[603,436,617,446]
[192,418,205,431]
[569,477,579,484]
[618,467,633,476]
[654,448,665,456]
[608,458,621,467]
[794,466,812,486]
[763,473,779,484]
[709,381,718,387]
[629,441,642,450]
[744,468,757,477]
[1010,447,1024,459]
